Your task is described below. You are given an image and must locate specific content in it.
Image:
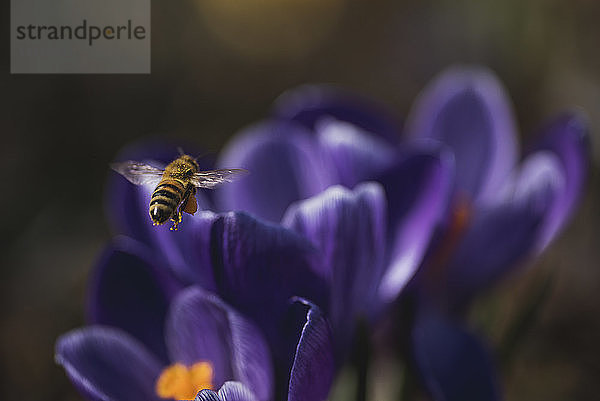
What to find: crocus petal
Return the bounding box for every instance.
[506,150,566,253]
[196,390,221,401]
[315,119,399,188]
[377,149,454,303]
[210,212,330,339]
[411,311,501,401]
[444,171,559,308]
[195,382,258,401]
[87,236,182,363]
[55,326,162,401]
[218,382,260,401]
[287,299,335,401]
[406,67,518,205]
[529,113,589,250]
[165,287,273,401]
[152,210,220,288]
[273,84,402,143]
[282,183,387,355]
[215,120,335,222]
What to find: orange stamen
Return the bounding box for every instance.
[155,361,214,400]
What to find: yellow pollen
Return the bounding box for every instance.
[155,362,214,400]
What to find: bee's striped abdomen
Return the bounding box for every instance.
[149,179,185,225]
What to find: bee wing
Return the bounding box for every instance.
[110,161,164,186]
[190,168,249,189]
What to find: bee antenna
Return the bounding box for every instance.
[176,146,185,156]
[194,150,213,162]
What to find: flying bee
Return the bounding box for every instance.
[111,154,247,230]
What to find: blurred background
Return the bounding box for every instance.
[1,0,599,400]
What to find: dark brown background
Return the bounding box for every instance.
[1,1,599,400]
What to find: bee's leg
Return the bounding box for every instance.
[169,208,183,231]
[170,188,193,231]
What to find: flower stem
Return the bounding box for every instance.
[498,269,554,369]
[355,318,370,401]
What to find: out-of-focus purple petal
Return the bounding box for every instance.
[152,210,219,288]
[273,84,402,143]
[411,311,501,401]
[55,326,162,401]
[287,299,335,401]
[444,173,559,308]
[509,152,565,206]
[378,149,454,303]
[406,67,518,205]
[195,382,258,401]
[210,212,330,333]
[315,119,399,188]
[282,183,386,354]
[87,236,182,363]
[165,287,273,401]
[506,151,566,247]
[529,113,590,250]
[215,121,336,222]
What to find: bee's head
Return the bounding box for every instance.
[180,154,200,170]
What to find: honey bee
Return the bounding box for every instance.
[111,154,247,230]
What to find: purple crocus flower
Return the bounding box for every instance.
[56,235,334,401]
[406,67,588,306]
[402,69,588,288]
[400,67,588,401]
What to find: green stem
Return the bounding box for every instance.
[399,363,418,401]
[355,319,370,401]
[498,270,554,369]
